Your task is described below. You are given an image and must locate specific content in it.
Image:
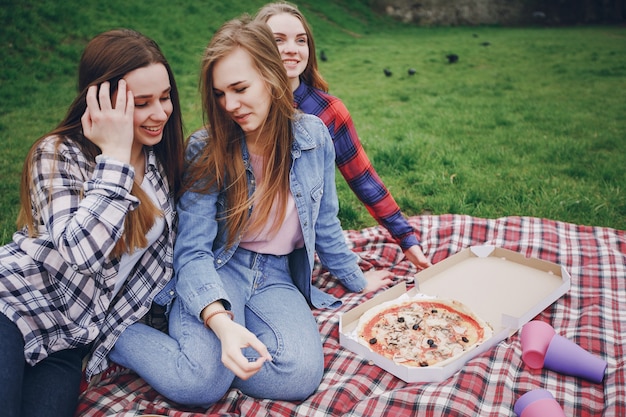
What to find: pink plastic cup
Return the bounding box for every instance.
[520,320,556,369]
[514,389,566,417]
[544,334,608,383]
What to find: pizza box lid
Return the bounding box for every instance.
[339,245,571,383]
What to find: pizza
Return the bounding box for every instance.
[356,297,492,367]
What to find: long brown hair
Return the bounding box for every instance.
[185,16,295,248]
[17,29,185,258]
[255,1,329,92]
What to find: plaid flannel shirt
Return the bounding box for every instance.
[0,135,175,379]
[293,81,420,249]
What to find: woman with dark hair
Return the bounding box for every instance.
[255,2,432,271]
[109,16,392,407]
[0,29,184,417]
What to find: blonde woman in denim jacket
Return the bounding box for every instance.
[109,16,392,408]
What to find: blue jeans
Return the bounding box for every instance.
[110,247,324,407]
[0,312,86,417]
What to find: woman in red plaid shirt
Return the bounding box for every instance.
[256,2,432,271]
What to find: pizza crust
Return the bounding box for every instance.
[355,296,493,368]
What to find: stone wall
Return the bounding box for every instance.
[371,0,626,25]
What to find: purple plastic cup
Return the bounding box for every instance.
[520,320,556,369]
[514,389,566,417]
[544,334,608,383]
[514,389,553,416]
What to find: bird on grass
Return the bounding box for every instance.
[446,54,459,64]
[320,50,327,62]
[408,68,416,76]
[383,68,392,77]
[480,41,491,47]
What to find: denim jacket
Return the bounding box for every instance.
[174,113,367,320]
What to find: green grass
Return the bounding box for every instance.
[1,1,625,245]
[326,25,626,229]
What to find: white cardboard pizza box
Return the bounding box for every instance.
[338,245,571,383]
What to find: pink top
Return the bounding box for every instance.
[239,153,304,255]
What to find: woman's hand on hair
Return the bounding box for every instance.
[81,79,134,163]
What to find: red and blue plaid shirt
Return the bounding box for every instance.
[294,81,420,249]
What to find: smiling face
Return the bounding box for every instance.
[212,47,272,143]
[265,13,309,92]
[123,63,173,154]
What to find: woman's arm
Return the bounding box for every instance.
[30,80,139,274]
[173,132,232,321]
[307,119,392,293]
[32,143,137,275]
[325,98,430,269]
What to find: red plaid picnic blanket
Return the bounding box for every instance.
[75,214,626,416]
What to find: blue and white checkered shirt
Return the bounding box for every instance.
[0,135,176,379]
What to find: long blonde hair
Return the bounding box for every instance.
[183,16,295,248]
[255,1,329,92]
[17,29,185,258]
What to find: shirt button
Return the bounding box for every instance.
[169,290,175,296]
[72,264,79,271]
[217,259,222,264]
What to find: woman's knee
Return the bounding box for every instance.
[152,359,234,407]
[163,378,230,408]
[287,355,324,398]
[236,345,324,401]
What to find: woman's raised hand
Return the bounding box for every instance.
[81,79,134,163]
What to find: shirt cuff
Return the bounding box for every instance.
[399,232,421,250]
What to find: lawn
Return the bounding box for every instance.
[1,0,625,245]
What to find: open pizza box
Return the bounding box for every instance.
[339,245,571,383]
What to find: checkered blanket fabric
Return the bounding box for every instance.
[75,214,626,417]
